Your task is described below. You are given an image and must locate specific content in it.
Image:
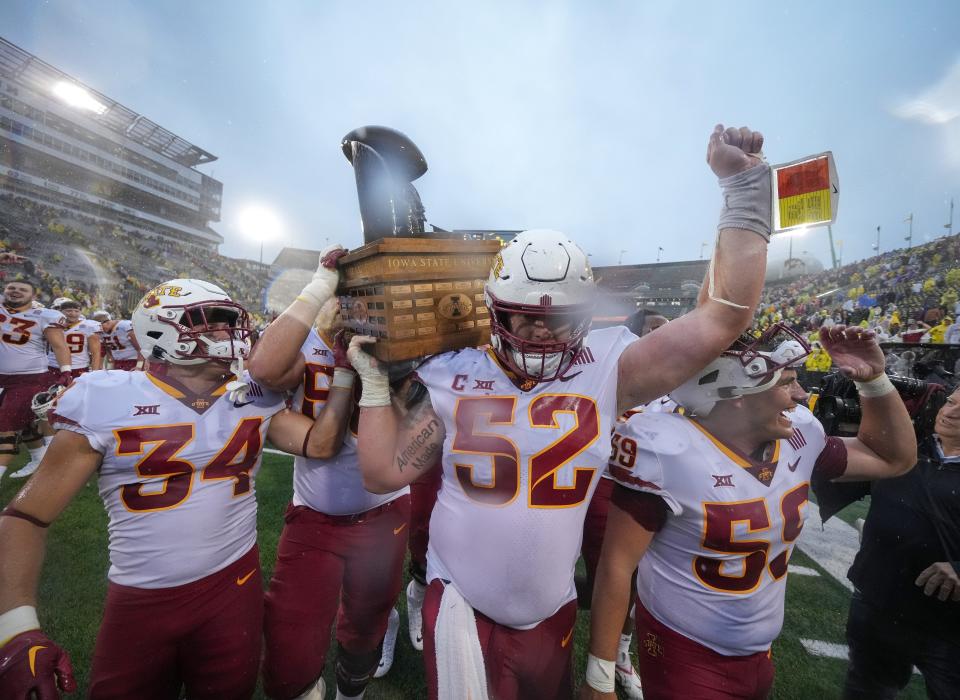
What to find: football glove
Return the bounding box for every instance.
[0,629,77,699]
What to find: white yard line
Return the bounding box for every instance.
[800,639,919,674]
[800,639,849,660]
[787,565,820,577]
[796,510,858,591]
[263,448,294,458]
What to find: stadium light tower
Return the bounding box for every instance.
[238,205,283,273]
[787,225,808,262]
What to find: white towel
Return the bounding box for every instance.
[435,583,489,700]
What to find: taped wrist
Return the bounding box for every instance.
[855,373,895,398]
[0,606,39,647]
[358,373,390,407]
[718,162,772,241]
[585,653,616,693]
[331,368,356,389]
[299,272,338,308]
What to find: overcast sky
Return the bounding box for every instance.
[2,1,958,269]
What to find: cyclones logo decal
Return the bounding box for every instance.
[143,285,189,308]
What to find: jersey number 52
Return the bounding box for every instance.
[452,394,599,508]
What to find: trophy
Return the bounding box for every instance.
[336,126,501,362]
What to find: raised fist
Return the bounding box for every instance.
[707,124,765,179]
[0,630,77,698]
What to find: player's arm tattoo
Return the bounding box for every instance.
[395,384,444,472]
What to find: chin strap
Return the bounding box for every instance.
[226,355,250,403]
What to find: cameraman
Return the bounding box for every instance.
[819,383,960,699]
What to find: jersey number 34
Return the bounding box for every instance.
[114,419,263,512]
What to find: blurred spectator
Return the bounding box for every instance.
[817,386,959,699]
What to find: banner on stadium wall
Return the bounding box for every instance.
[771,152,838,235]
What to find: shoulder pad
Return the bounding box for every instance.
[620,413,689,456]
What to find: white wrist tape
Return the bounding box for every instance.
[59,365,71,374]
[358,374,391,407]
[298,265,339,308]
[855,373,896,398]
[0,606,39,646]
[718,161,772,241]
[585,653,616,693]
[347,340,391,407]
[331,368,356,389]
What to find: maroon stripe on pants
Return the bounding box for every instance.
[263,496,410,699]
[634,599,774,700]
[89,546,262,700]
[423,579,577,700]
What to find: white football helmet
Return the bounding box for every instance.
[484,229,595,382]
[32,385,65,420]
[669,323,810,416]
[51,297,72,310]
[131,279,252,366]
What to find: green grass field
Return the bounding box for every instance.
[0,451,926,699]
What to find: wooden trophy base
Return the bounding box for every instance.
[337,237,502,362]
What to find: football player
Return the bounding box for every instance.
[579,309,671,699]
[46,299,102,377]
[349,124,772,699]
[9,298,104,481]
[0,279,71,481]
[249,248,412,700]
[0,276,352,700]
[583,324,917,699]
[98,316,141,370]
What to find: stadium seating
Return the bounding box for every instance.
[0,194,266,323]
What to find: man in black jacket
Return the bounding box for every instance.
[836,386,960,699]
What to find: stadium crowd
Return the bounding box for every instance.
[0,194,267,325]
[0,125,956,700]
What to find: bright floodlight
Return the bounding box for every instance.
[238,205,283,242]
[52,81,107,115]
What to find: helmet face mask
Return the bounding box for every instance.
[32,385,65,420]
[484,230,596,383]
[158,300,253,364]
[133,280,252,366]
[487,290,593,382]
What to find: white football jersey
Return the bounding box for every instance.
[48,319,101,370]
[291,329,407,515]
[610,406,830,655]
[602,396,680,482]
[100,319,138,361]
[50,369,286,588]
[642,395,679,414]
[0,306,65,375]
[418,326,638,628]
